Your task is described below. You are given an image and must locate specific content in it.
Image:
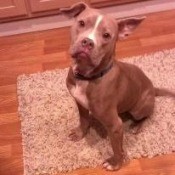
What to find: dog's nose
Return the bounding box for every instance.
[81,38,94,50]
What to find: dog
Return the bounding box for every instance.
[60,2,175,171]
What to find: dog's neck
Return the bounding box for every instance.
[74,62,113,80]
[73,58,114,81]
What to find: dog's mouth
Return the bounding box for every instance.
[71,49,91,60]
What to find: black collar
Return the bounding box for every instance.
[74,63,113,81]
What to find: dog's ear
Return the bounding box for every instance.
[59,2,88,18]
[117,17,146,40]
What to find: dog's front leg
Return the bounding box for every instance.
[69,102,91,141]
[104,117,124,171]
[94,108,124,171]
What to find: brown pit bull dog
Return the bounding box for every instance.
[60,2,175,171]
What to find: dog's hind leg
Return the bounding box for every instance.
[129,90,155,133]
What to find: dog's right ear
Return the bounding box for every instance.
[59,2,88,18]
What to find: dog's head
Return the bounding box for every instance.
[60,3,145,76]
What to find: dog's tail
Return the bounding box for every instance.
[155,87,175,98]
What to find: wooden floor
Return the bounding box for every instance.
[0,9,175,175]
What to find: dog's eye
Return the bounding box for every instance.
[103,33,111,39]
[78,20,85,27]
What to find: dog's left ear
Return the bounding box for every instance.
[59,2,88,18]
[117,17,146,40]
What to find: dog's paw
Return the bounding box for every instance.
[103,157,122,171]
[68,127,84,141]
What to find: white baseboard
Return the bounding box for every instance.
[0,0,175,37]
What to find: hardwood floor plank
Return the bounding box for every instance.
[140,34,175,47]
[0,145,11,159]
[0,113,19,125]
[139,154,175,170]
[0,41,44,61]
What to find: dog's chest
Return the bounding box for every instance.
[70,81,89,109]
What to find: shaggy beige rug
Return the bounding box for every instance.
[17,49,175,175]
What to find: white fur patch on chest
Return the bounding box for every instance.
[70,81,89,109]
